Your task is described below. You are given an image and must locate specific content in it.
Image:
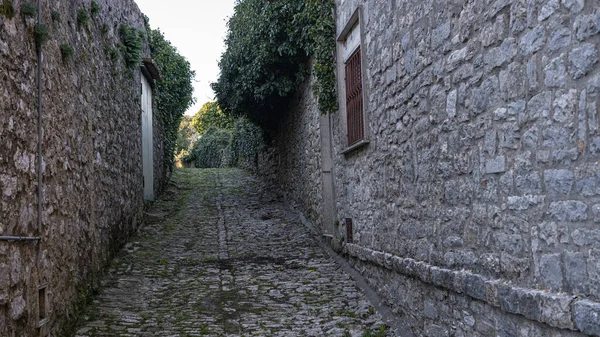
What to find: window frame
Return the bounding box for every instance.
[337,7,369,154]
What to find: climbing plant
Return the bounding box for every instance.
[119,25,142,68]
[148,27,196,170]
[212,0,337,129]
[0,0,15,19]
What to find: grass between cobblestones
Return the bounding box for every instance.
[72,168,390,336]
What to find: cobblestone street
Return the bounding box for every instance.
[74,168,389,337]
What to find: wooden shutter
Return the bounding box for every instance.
[345,47,364,146]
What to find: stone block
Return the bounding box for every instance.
[423,300,438,319]
[550,200,588,222]
[538,0,559,21]
[463,272,486,301]
[485,279,501,307]
[544,55,567,88]
[499,62,526,100]
[383,252,393,270]
[574,13,600,41]
[563,251,588,294]
[568,43,599,79]
[573,300,600,336]
[539,253,564,291]
[432,21,451,50]
[499,285,542,321]
[498,283,520,314]
[430,266,457,292]
[507,195,544,211]
[539,293,576,329]
[562,0,584,13]
[414,261,431,283]
[548,27,572,52]
[527,91,552,122]
[520,26,546,55]
[9,292,26,320]
[544,169,574,195]
[485,156,506,174]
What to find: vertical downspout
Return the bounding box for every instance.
[36,0,43,235]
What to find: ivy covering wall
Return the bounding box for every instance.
[148,27,196,169]
[212,0,337,129]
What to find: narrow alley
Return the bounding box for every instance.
[73,169,388,337]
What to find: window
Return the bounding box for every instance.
[345,47,364,146]
[338,8,368,153]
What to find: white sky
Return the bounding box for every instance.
[134,0,236,116]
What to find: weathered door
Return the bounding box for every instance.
[141,76,154,201]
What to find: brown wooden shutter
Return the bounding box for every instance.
[345,47,364,146]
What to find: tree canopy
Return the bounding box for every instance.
[191,101,233,135]
[211,0,337,129]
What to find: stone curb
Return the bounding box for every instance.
[344,243,600,336]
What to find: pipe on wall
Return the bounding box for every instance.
[36,0,43,235]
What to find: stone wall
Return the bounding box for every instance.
[261,0,600,335]
[329,0,600,335]
[0,0,165,335]
[258,78,326,227]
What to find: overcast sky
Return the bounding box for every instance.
[135,0,236,116]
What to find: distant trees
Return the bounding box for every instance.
[175,115,198,160]
[191,101,233,135]
[181,101,264,169]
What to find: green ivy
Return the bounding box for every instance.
[90,1,99,17]
[21,2,36,19]
[148,28,195,170]
[51,10,60,23]
[212,0,337,129]
[34,23,49,50]
[60,43,74,62]
[76,9,88,29]
[119,24,142,68]
[0,0,15,19]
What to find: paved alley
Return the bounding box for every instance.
[74,169,389,337]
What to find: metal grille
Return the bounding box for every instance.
[345,47,364,146]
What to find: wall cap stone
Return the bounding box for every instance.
[343,243,599,333]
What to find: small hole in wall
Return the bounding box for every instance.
[38,285,48,326]
[345,218,353,244]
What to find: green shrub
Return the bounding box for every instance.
[60,43,74,62]
[76,9,88,29]
[90,1,99,17]
[34,23,49,49]
[100,23,108,36]
[187,126,233,168]
[184,118,264,169]
[230,118,264,166]
[119,24,142,67]
[0,0,15,19]
[21,2,36,19]
[51,10,60,23]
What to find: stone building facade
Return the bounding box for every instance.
[0,0,167,335]
[263,0,600,335]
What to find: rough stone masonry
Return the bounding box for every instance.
[260,0,600,335]
[0,0,167,335]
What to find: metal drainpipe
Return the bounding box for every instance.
[0,0,43,244]
[36,0,43,236]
